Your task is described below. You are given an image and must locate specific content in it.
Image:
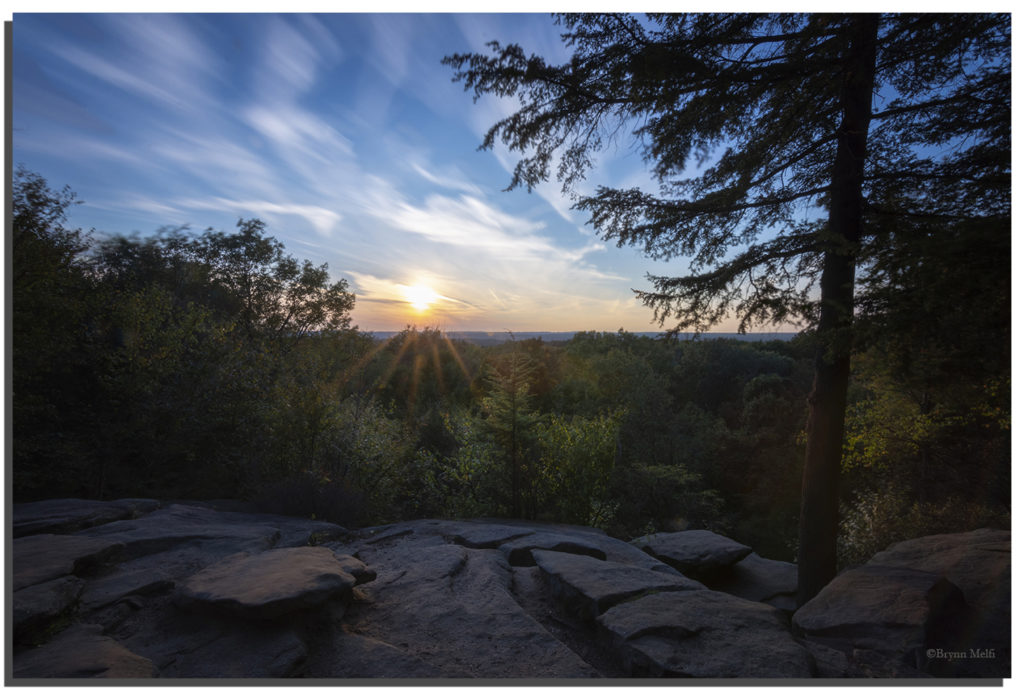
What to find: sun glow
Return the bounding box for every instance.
[403,283,440,312]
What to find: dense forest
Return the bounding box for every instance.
[12,167,1009,567]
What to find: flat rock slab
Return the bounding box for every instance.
[14,533,125,590]
[13,624,158,679]
[500,533,607,566]
[80,567,175,611]
[533,549,705,621]
[346,535,600,677]
[429,521,536,549]
[598,589,814,678]
[304,631,446,678]
[179,546,356,619]
[13,499,134,538]
[793,564,967,671]
[631,530,753,582]
[714,552,798,611]
[78,503,348,559]
[13,575,85,644]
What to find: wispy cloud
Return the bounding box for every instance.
[178,197,342,237]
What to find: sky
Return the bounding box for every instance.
[11,12,760,333]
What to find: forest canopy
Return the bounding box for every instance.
[12,163,1009,567]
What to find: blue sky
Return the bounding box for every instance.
[11,12,724,333]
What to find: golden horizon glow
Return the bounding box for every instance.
[403,283,441,312]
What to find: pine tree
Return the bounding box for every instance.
[481,339,538,518]
[445,13,1009,601]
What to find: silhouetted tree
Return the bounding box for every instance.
[446,13,1009,601]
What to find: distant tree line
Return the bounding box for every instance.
[12,164,1008,565]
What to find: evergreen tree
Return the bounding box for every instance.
[445,13,1009,601]
[481,339,538,518]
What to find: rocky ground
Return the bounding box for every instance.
[9,498,1010,679]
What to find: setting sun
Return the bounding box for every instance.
[403,283,440,312]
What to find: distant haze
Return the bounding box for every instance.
[369,331,799,346]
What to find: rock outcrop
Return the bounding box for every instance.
[10,499,1009,680]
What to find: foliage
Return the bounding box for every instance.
[838,483,1010,568]
[479,341,540,518]
[447,12,1009,601]
[12,167,1009,567]
[535,410,623,527]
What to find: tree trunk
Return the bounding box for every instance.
[797,14,880,606]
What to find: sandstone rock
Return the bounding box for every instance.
[346,534,600,677]
[80,567,175,611]
[78,504,282,558]
[160,624,308,677]
[715,552,798,611]
[100,596,311,678]
[178,547,357,619]
[867,529,1010,677]
[500,533,606,566]
[13,624,158,678]
[13,499,133,538]
[78,503,347,558]
[425,520,535,549]
[108,497,162,517]
[868,529,1009,607]
[13,534,125,590]
[303,631,446,678]
[533,549,704,621]
[597,589,814,678]
[792,564,968,673]
[631,530,753,582]
[13,575,85,644]
[330,553,377,585]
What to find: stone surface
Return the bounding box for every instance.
[179,547,356,619]
[80,568,175,611]
[13,576,85,644]
[79,503,345,559]
[715,552,798,611]
[793,564,968,673]
[532,549,704,621]
[598,589,814,678]
[13,499,133,538]
[13,534,125,590]
[304,631,446,678]
[10,498,1010,680]
[632,530,753,582]
[330,553,377,585]
[343,533,600,677]
[867,529,1010,678]
[13,624,158,678]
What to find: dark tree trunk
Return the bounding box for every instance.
[797,14,880,606]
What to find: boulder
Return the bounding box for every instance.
[867,529,1010,677]
[631,530,753,582]
[178,547,357,619]
[597,589,814,678]
[532,549,704,621]
[714,552,798,612]
[13,499,133,538]
[792,564,968,673]
[13,534,125,590]
[13,624,158,678]
[13,576,85,644]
